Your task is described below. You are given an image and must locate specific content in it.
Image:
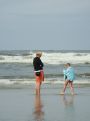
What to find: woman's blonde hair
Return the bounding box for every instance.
[36,51,42,57]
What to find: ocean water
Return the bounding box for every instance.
[0,50,90,86]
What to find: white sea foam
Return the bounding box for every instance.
[0,79,90,85]
[0,52,90,64]
[0,79,35,85]
[42,52,90,64]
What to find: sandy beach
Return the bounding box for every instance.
[0,84,90,121]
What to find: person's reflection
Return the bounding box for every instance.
[62,95,74,107]
[33,94,44,121]
[61,95,75,121]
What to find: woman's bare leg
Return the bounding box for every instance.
[36,82,41,95]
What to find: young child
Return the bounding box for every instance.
[61,63,75,95]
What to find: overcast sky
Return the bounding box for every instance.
[0,0,90,50]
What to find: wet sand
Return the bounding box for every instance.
[0,85,90,121]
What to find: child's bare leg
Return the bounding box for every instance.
[61,80,69,94]
[69,81,74,95]
[63,81,69,92]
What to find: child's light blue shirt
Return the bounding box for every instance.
[63,67,75,81]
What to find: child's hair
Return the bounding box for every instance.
[66,63,71,66]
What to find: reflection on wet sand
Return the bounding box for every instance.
[61,95,75,121]
[33,95,44,121]
[62,95,74,107]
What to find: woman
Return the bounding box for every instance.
[33,52,44,95]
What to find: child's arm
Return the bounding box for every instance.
[63,69,67,80]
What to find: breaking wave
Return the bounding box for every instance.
[0,51,90,65]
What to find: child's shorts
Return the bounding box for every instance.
[68,80,73,82]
